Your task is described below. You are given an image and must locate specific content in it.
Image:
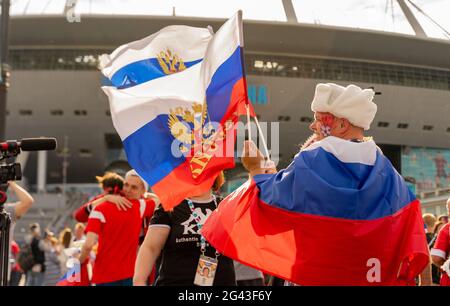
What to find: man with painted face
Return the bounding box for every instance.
[244,83,378,176]
[203,83,430,286]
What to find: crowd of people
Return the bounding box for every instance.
[2,82,450,286]
[8,222,87,286]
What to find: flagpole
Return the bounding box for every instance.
[245,103,252,141]
[254,115,270,160]
[237,10,269,160]
[237,10,252,144]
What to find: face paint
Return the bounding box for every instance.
[318,114,334,137]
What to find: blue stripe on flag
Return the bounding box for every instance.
[254,148,415,220]
[110,58,202,89]
[206,46,243,122]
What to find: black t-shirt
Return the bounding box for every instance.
[150,196,236,286]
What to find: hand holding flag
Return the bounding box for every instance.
[242,140,276,176]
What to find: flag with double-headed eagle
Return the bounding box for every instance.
[100,11,253,210]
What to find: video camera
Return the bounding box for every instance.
[0,138,56,199]
[0,164,20,191]
[0,137,57,286]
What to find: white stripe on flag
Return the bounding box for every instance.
[103,64,203,140]
[302,136,379,166]
[101,25,212,78]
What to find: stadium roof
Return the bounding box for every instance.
[6,0,450,40]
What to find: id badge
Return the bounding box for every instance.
[194,255,218,286]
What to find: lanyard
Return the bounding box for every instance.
[186,196,220,259]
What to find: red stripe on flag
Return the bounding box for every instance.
[152,158,231,211]
[229,78,256,118]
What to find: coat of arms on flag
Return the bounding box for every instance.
[157,49,187,75]
[167,102,234,179]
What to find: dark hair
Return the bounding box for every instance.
[433,221,445,235]
[96,172,124,193]
[29,223,39,231]
[212,171,225,192]
[437,214,448,222]
[60,228,72,249]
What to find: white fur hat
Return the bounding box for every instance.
[311,83,377,130]
[125,169,149,191]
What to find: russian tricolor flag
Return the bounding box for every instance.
[202,136,430,285]
[101,12,252,210]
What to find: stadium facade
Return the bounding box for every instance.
[4,3,450,221]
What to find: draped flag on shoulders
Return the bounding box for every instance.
[101,11,254,210]
[202,136,429,285]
